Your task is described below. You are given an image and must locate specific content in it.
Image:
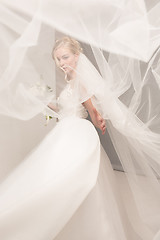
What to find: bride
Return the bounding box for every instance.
[0,36,120,240]
[0,35,160,240]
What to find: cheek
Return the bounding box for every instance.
[66,58,74,67]
[71,57,77,67]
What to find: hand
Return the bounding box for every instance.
[90,108,106,135]
[47,102,57,111]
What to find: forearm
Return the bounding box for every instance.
[82,98,96,117]
[82,98,106,135]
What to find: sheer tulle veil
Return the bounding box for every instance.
[71,52,160,238]
[0,0,160,239]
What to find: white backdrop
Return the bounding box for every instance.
[0,114,56,181]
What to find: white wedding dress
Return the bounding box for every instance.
[0,81,125,240]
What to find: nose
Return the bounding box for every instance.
[59,59,65,67]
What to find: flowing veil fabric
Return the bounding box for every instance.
[0,0,160,239]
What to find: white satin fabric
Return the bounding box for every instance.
[0,115,100,240]
[57,82,88,120]
[0,86,125,240]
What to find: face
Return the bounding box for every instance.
[54,47,79,78]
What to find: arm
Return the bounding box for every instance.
[82,98,106,135]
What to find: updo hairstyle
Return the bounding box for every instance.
[52,36,83,64]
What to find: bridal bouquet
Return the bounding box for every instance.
[29,75,55,125]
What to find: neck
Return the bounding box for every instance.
[66,71,76,81]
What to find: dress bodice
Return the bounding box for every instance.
[57,83,88,120]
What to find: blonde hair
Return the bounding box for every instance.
[52,36,83,62]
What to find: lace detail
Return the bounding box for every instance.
[57,83,88,120]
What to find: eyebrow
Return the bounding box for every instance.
[62,54,68,57]
[57,54,68,61]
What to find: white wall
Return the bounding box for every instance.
[0,114,56,182]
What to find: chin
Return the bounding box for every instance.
[66,70,72,75]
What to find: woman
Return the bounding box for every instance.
[0,36,126,240]
[47,36,141,240]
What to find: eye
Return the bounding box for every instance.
[62,55,69,59]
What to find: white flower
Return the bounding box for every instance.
[30,82,53,97]
[30,74,55,125]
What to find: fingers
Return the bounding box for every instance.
[95,112,106,135]
[102,126,106,135]
[101,120,106,135]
